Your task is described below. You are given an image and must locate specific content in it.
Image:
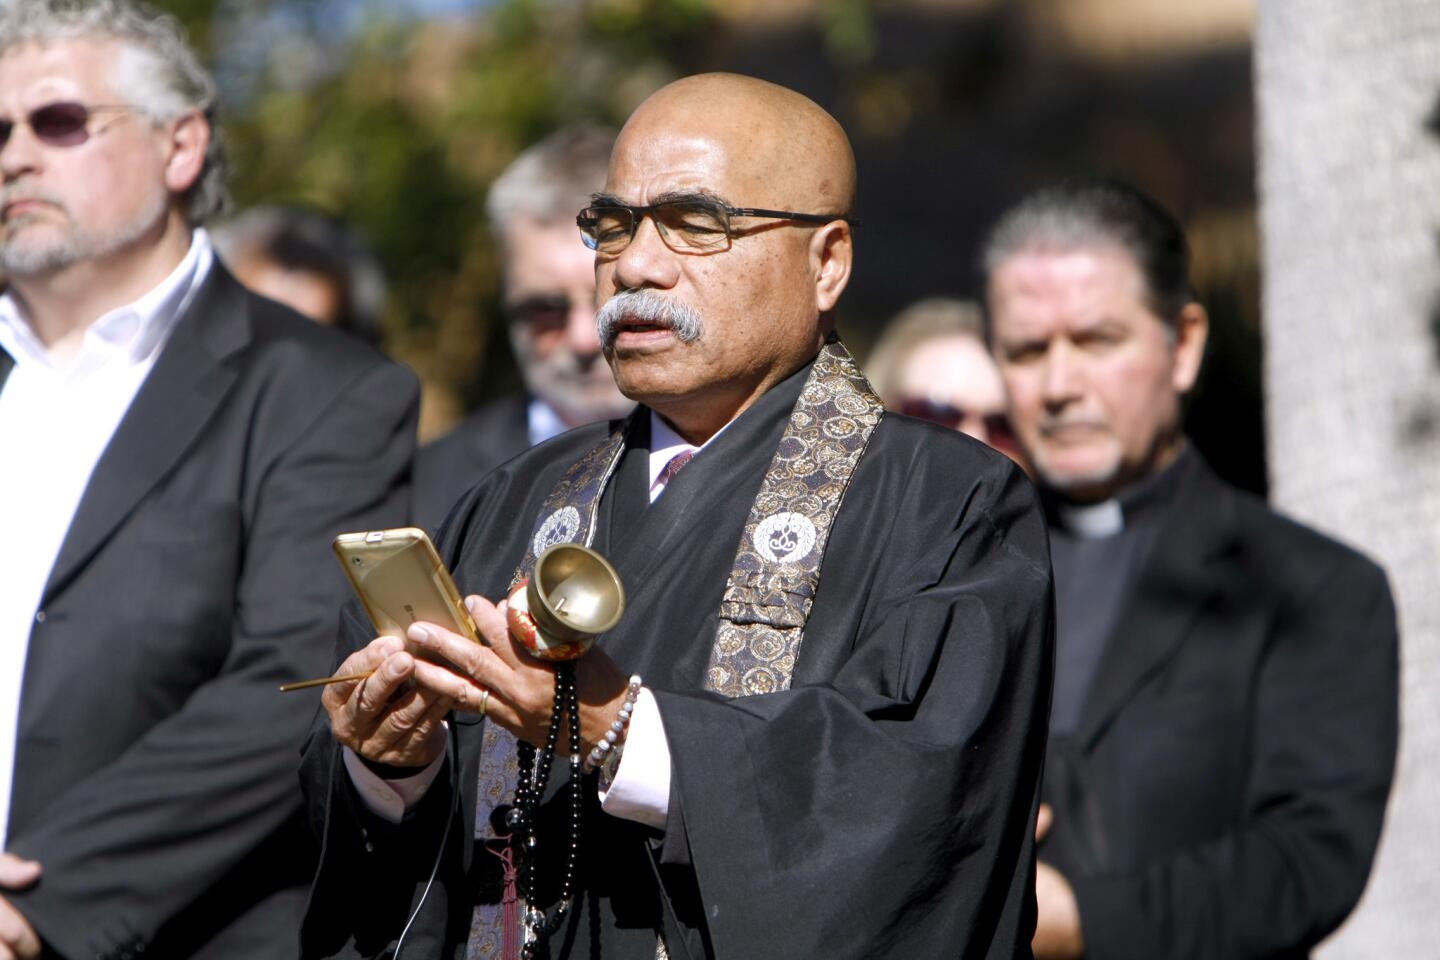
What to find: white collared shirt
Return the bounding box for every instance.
[0,230,214,847]
[527,398,568,447]
[646,411,699,502]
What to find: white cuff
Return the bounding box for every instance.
[343,741,447,824]
[598,687,671,831]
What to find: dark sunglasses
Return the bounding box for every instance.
[505,293,584,328]
[0,101,137,149]
[898,398,1015,439]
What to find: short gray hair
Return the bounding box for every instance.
[982,179,1192,331]
[486,124,615,244]
[0,0,229,224]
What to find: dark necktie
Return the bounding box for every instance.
[651,449,694,498]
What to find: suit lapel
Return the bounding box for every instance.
[1076,459,1239,748]
[503,394,533,459]
[41,267,251,604]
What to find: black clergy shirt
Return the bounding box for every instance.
[1045,447,1195,734]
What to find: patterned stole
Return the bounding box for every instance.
[467,431,627,958]
[705,339,883,697]
[467,338,882,959]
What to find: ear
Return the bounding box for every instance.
[810,219,853,314]
[161,110,209,196]
[1171,301,1209,395]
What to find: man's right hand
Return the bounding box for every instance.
[0,854,41,960]
[322,635,455,769]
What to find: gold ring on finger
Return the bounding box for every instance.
[478,687,490,718]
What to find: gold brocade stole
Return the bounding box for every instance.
[516,337,883,957]
[703,338,884,697]
[509,421,627,588]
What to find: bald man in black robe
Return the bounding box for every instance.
[300,74,1053,959]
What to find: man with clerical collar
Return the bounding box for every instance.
[301,73,1054,959]
[0,1,417,957]
[984,179,1399,960]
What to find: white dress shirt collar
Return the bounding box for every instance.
[647,410,735,500]
[0,228,214,375]
[0,229,214,849]
[527,397,569,447]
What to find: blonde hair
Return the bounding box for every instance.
[865,298,985,406]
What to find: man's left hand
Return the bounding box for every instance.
[0,854,41,960]
[407,594,631,752]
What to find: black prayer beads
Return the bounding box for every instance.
[511,661,583,959]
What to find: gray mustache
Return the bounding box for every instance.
[0,187,61,208]
[596,290,704,350]
[1040,418,1107,435]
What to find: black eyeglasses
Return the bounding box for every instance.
[0,101,139,150]
[576,197,857,256]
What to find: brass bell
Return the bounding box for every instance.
[507,543,625,660]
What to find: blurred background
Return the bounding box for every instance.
[155,1,1440,954]
[159,0,1264,491]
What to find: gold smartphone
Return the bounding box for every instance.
[332,527,481,657]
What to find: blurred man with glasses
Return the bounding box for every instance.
[0,2,416,957]
[302,73,1052,959]
[415,125,633,530]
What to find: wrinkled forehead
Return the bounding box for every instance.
[605,82,851,213]
[605,121,786,208]
[0,37,122,107]
[991,247,1149,320]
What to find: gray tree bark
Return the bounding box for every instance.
[1255,0,1440,954]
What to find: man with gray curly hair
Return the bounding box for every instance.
[0,2,418,958]
[0,0,228,268]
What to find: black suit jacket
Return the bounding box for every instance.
[1041,455,1398,959]
[411,394,529,532]
[0,265,419,959]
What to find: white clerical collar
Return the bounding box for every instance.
[0,229,215,373]
[1055,498,1125,539]
[1052,447,1196,539]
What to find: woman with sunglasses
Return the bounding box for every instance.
[865,296,1032,472]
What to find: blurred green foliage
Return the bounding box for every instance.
[155,0,716,435]
[145,0,1262,490]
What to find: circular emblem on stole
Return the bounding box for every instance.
[753,512,818,565]
[533,506,582,557]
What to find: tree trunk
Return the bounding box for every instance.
[1255,0,1440,954]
